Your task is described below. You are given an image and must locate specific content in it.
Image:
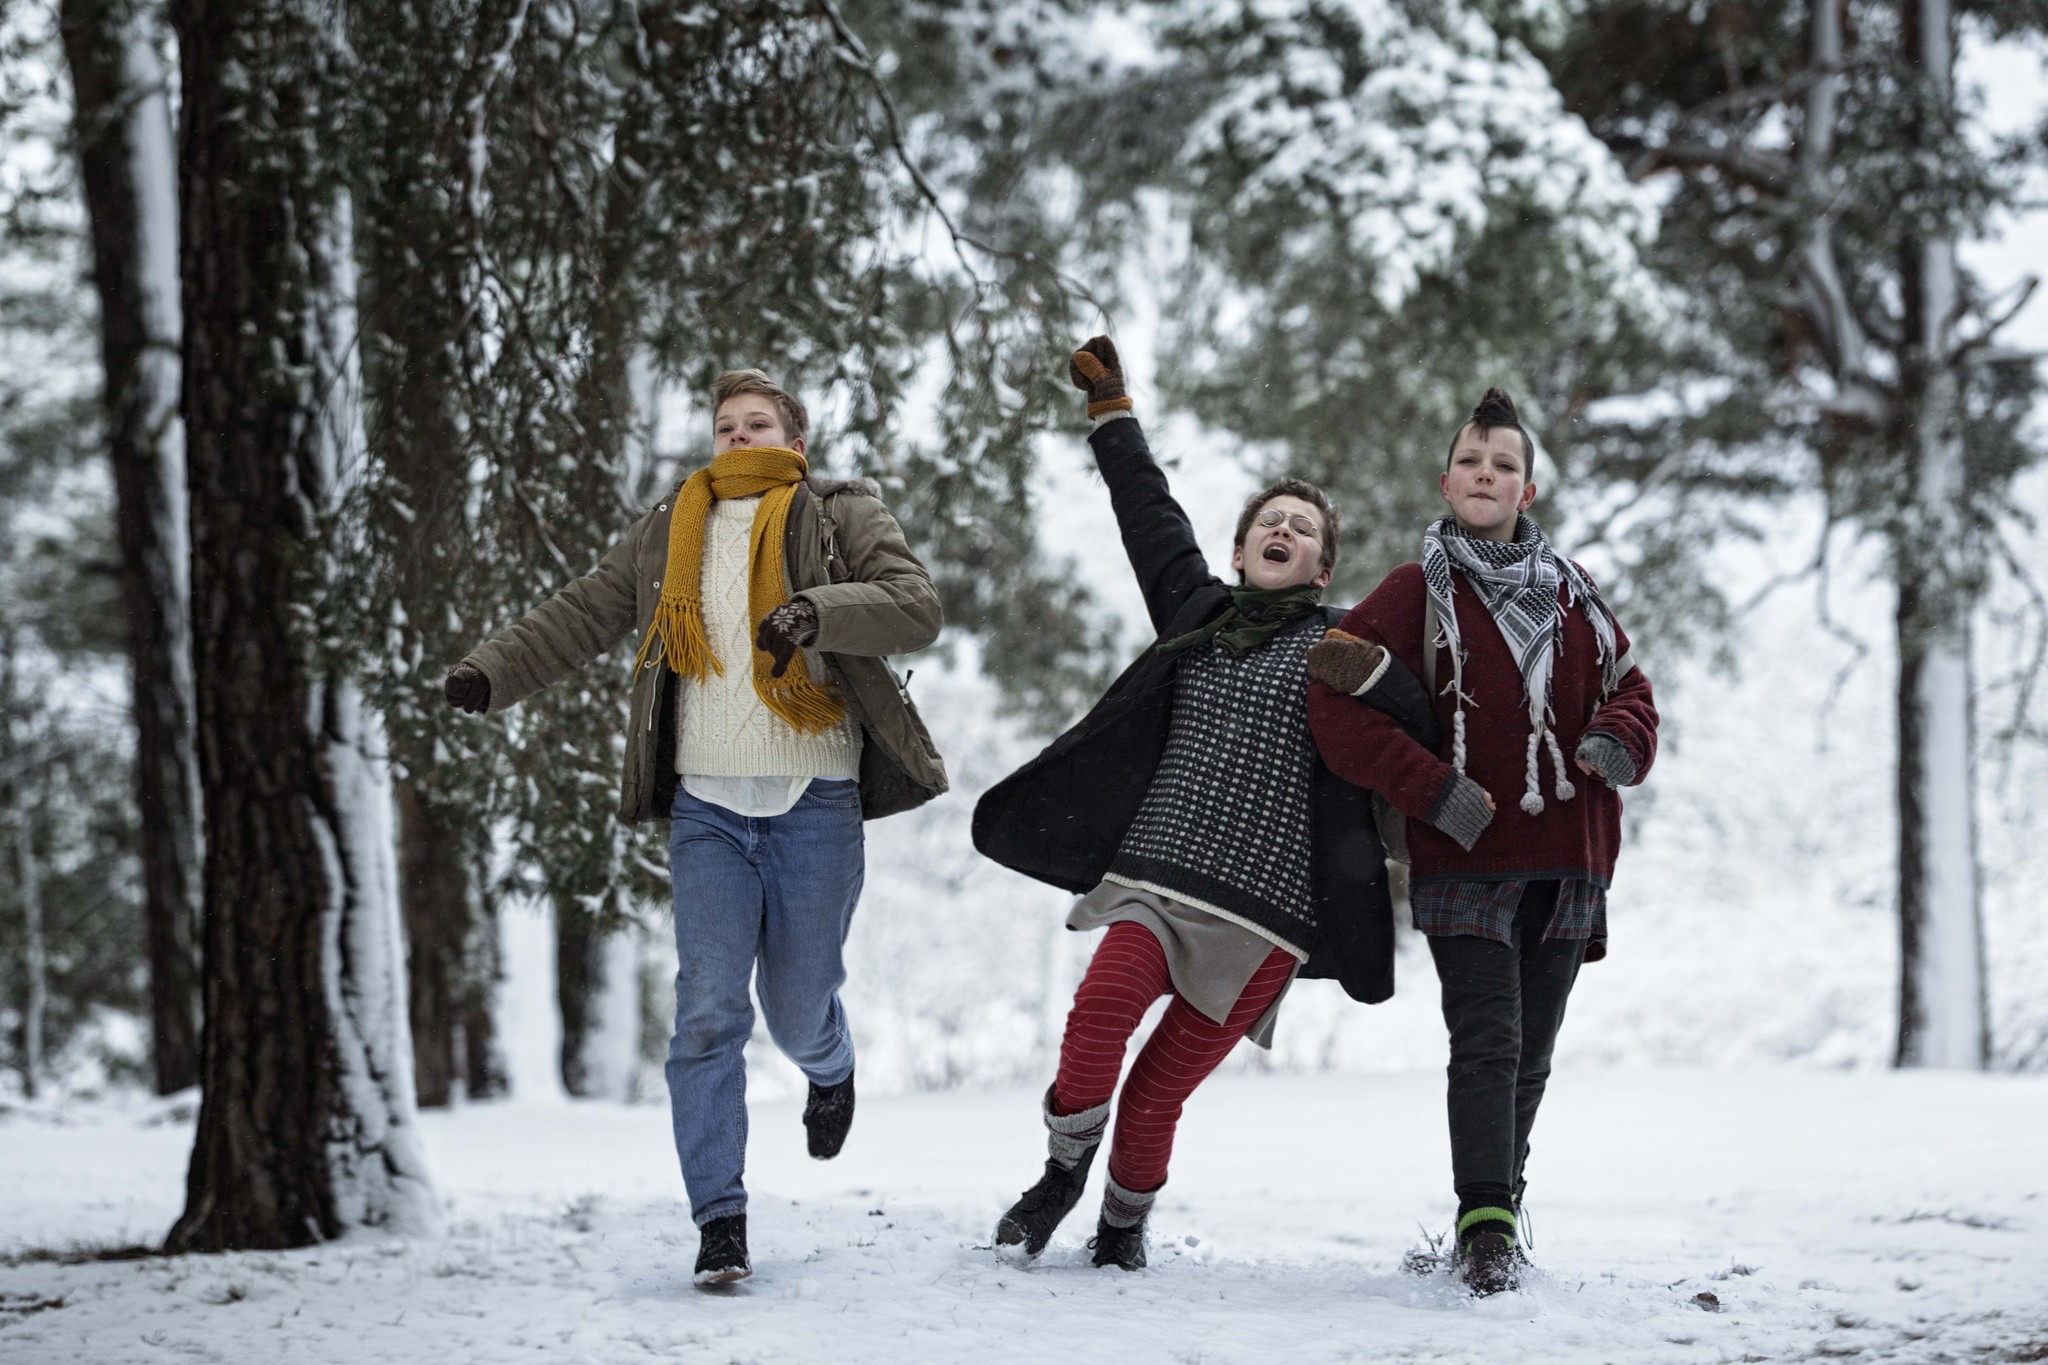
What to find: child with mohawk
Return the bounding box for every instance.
[1306,388,1659,1295]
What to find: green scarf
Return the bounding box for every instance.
[1157,583,1325,658]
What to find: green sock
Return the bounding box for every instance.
[1456,1206,1518,1246]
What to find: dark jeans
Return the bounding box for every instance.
[1426,880,1587,1212]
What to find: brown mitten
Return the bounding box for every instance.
[1068,335,1132,421]
[1305,630,1388,695]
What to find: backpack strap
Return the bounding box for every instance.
[1422,594,1439,695]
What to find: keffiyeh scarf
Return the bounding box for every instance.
[1422,514,1620,815]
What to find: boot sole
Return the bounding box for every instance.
[993,1217,1048,1259]
[693,1265,751,1288]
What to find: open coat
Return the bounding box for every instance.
[971,417,1436,1003]
[464,474,948,823]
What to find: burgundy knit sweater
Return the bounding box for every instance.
[1308,561,1659,890]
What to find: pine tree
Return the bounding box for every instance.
[165,0,436,1249]
[1534,0,2046,1067]
[57,0,202,1098]
[0,0,153,1102]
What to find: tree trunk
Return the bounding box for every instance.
[459,903,507,1100]
[347,0,529,1113]
[1892,0,1988,1069]
[13,808,46,1101]
[555,907,604,1098]
[395,782,503,1104]
[396,782,458,1107]
[59,0,204,1097]
[166,0,437,1251]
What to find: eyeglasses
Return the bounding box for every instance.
[1256,507,1322,539]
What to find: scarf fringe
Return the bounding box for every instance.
[1544,726,1576,803]
[759,672,851,736]
[635,596,720,682]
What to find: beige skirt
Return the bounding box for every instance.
[1066,880,1302,1050]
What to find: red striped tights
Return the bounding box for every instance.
[1052,920,1295,1194]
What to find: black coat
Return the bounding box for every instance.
[971,417,1438,1004]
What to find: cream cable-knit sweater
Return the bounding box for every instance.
[674,496,863,778]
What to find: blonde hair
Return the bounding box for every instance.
[710,369,809,445]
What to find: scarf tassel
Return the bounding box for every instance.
[759,669,851,736]
[635,596,720,683]
[1519,720,1577,818]
[1544,727,1577,803]
[1520,728,1546,816]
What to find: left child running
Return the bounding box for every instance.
[445,369,947,1289]
[973,336,1435,1270]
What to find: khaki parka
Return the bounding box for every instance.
[464,474,947,822]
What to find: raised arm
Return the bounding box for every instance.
[1070,336,1218,633]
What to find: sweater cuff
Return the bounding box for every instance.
[1348,646,1392,696]
[1090,408,1137,430]
[1426,771,1494,852]
[1576,731,1636,787]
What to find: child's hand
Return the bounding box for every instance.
[755,599,821,678]
[1574,732,1635,787]
[1429,772,1495,850]
[445,663,490,714]
[1069,336,1132,420]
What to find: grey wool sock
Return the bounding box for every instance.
[1575,731,1636,788]
[1101,1173,1159,1229]
[1428,771,1496,851]
[1043,1086,1109,1169]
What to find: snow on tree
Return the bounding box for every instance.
[59,0,204,1097]
[165,0,437,1249]
[1535,0,2047,1068]
[984,0,1716,623]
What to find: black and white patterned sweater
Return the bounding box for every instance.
[1105,615,1321,956]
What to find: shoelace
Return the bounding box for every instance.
[1012,1163,1074,1214]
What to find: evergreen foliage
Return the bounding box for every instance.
[0,9,147,1096]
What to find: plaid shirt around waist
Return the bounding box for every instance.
[1409,876,1607,946]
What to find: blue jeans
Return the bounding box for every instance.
[665,779,865,1226]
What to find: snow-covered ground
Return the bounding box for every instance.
[3,1067,2044,1363]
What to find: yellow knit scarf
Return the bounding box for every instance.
[632,446,847,735]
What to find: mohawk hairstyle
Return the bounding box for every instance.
[1446,387,1534,472]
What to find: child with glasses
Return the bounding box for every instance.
[973,336,1435,1269]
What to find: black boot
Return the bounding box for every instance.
[992,1087,1110,1260]
[1453,1206,1521,1296]
[1088,1210,1148,1271]
[693,1213,750,1287]
[1088,1174,1155,1271]
[995,1145,1098,1258]
[803,1071,855,1160]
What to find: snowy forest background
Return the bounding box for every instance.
[2,0,2047,1268]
